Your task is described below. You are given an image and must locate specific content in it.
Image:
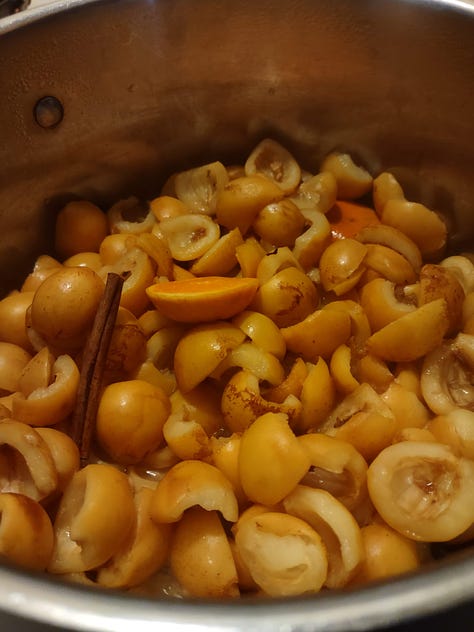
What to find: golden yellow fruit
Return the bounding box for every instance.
[245,138,302,194]
[0,291,34,351]
[419,264,464,335]
[320,152,373,200]
[251,266,318,327]
[367,298,450,362]
[173,322,245,392]
[319,238,367,295]
[283,485,364,588]
[0,493,54,571]
[170,507,239,598]
[367,441,474,542]
[55,200,108,259]
[381,199,447,258]
[234,511,327,596]
[30,266,105,352]
[96,487,171,589]
[353,523,421,585]
[150,460,238,523]
[282,308,351,361]
[239,412,310,505]
[0,342,31,393]
[48,464,135,573]
[215,174,284,234]
[253,199,305,246]
[96,379,170,464]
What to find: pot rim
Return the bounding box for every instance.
[0,0,96,33]
[1,0,474,630]
[1,0,474,34]
[1,549,473,631]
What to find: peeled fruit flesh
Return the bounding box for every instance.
[355,224,422,273]
[234,511,328,596]
[0,342,31,393]
[96,487,171,589]
[372,172,405,216]
[367,441,474,542]
[221,369,302,432]
[245,138,302,194]
[253,199,305,246]
[421,333,474,415]
[157,214,220,261]
[173,161,229,215]
[4,139,474,599]
[0,291,35,350]
[283,485,364,588]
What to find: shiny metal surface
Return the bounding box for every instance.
[1,0,474,293]
[0,0,30,18]
[0,0,473,630]
[0,551,473,631]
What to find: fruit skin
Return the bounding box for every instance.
[239,412,311,506]
[55,200,108,259]
[174,322,245,392]
[146,276,259,323]
[96,379,170,464]
[30,266,105,352]
[366,298,450,362]
[215,174,284,234]
[170,507,239,599]
[351,524,421,586]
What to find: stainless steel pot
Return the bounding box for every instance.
[0,0,473,630]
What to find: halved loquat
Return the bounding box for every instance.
[366,298,450,362]
[174,322,246,392]
[146,276,259,323]
[281,308,352,361]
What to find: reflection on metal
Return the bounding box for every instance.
[0,0,30,18]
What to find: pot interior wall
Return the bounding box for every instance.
[0,0,474,293]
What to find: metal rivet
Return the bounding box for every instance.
[34,96,64,129]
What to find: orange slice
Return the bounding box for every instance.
[146,276,259,323]
[327,200,380,239]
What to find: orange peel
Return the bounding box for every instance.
[327,200,380,239]
[146,276,259,323]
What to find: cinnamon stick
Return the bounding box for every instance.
[72,272,125,466]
